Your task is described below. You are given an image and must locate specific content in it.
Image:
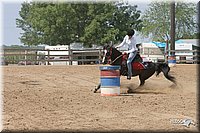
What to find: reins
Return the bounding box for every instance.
[105,46,123,65]
[110,54,123,65]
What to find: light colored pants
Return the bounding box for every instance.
[127,51,137,76]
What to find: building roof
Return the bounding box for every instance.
[142,39,199,48]
[175,39,198,47]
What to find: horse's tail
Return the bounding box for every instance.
[155,62,176,84]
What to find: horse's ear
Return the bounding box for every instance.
[107,44,111,48]
[103,44,108,49]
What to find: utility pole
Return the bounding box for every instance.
[198,2,200,39]
[165,34,169,62]
[168,1,176,67]
[170,1,175,56]
[198,2,200,64]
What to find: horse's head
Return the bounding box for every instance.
[102,44,122,65]
[102,44,113,64]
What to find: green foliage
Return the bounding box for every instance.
[16,1,142,47]
[141,1,197,41]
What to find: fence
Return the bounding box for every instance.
[1,48,103,65]
[1,48,200,65]
[167,49,200,64]
[139,47,165,62]
[140,47,200,63]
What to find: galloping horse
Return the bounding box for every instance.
[94,44,176,93]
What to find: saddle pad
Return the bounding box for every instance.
[132,62,145,70]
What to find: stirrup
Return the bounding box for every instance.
[127,75,131,80]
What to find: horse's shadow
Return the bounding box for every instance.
[124,82,178,96]
[121,90,166,95]
[94,83,178,96]
[121,85,167,95]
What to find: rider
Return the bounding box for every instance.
[115,29,138,80]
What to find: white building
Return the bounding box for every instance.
[174,39,199,63]
[139,43,165,62]
[37,45,78,65]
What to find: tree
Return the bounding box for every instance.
[80,3,121,46]
[140,1,198,41]
[16,1,143,47]
[16,2,39,46]
[112,2,143,42]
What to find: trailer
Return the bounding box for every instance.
[175,43,193,63]
[175,39,199,63]
[139,43,165,63]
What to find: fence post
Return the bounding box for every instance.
[3,49,5,64]
[165,39,169,63]
[47,50,50,65]
[69,46,72,65]
[81,52,84,65]
[71,49,73,65]
[35,51,37,65]
[25,50,27,66]
[194,50,197,64]
[98,49,102,64]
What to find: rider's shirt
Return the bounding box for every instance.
[116,35,138,53]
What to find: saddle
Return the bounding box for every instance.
[122,53,146,70]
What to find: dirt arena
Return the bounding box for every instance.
[2,64,199,132]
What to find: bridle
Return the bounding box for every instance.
[103,46,123,65]
[108,47,113,64]
[102,46,112,64]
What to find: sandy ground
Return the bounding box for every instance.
[2,64,199,132]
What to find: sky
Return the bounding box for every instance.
[2,2,22,46]
[0,0,152,46]
[0,0,198,46]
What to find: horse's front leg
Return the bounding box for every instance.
[94,83,101,93]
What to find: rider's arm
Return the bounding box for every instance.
[115,35,127,48]
[125,49,135,54]
[125,38,137,53]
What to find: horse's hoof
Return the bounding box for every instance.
[93,89,97,93]
[127,89,133,93]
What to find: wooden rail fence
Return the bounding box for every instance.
[1,48,200,65]
[1,48,103,65]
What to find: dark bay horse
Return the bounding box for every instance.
[94,44,176,93]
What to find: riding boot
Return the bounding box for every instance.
[127,75,131,80]
[126,51,137,80]
[127,62,132,80]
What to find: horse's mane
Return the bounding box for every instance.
[113,46,121,53]
[104,44,121,54]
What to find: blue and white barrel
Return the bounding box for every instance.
[99,66,121,96]
[168,55,176,67]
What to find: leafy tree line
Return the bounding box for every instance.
[140,1,198,42]
[16,1,142,47]
[16,1,198,47]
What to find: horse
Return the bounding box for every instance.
[93,44,176,93]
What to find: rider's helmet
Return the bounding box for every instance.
[127,29,135,37]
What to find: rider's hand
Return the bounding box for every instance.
[123,51,127,55]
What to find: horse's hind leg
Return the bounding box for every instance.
[94,83,101,93]
[139,69,155,86]
[139,75,145,86]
